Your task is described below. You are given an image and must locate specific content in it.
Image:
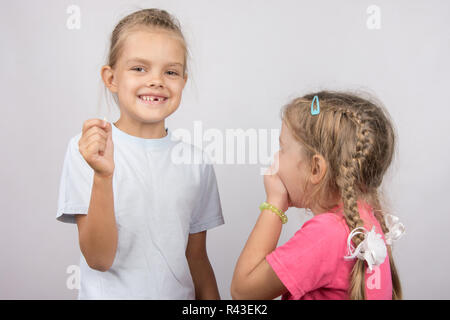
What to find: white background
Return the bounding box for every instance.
[1,0,449,299]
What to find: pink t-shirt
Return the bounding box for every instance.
[266,201,392,300]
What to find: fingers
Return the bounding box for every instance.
[79,119,110,158]
[80,134,106,158]
[265,152,280,176]
[103,121,112,136]
[264,165,274,176]
[84,126,107,142]
[85,138,106,157]
[80,119,110,146]
[82,118,107,135]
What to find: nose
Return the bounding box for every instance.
[147,80,163,88]
[146,72,164,88]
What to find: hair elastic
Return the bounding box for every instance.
[344,226,387,271]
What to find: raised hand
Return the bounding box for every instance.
[78,118,114,178]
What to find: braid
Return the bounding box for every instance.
[371,190,389,235]
[336,108,375,300]
[337,158,367,300]
[337,159,365,242]
[141,9,181,30]
[371,190,403,299]
[336,108,370,235]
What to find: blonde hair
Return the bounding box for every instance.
[282,91,402,300]
[101,8,189,111]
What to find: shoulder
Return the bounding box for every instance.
[293,213,349,245]
[301,213,346,229]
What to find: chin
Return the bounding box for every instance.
[136,108,177,123]
[288,195,305,209]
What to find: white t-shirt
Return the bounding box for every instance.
[56,123,224,299]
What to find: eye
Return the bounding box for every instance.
[132,67,146,73]
[166,70,180,76]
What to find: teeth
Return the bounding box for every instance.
[140,96,165,102]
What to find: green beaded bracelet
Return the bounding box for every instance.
[260,201,288,224]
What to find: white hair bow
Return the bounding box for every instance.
[344,226,387,271]
[344,214,405,271]
[384,214,406,245]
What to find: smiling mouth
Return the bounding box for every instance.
[138,95,169,104]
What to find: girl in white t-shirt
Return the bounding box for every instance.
[56,9,224,299]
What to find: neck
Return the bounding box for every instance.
[309,197,343,216]
[310,203,330,216]
[114,117,167,139]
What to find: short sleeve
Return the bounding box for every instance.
[56,134,94,224]
[189,162,224,234]
[266,214,345,299]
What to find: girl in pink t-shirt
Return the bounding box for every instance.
[231,91,404,300]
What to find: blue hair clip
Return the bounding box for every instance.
[311,95,320,115]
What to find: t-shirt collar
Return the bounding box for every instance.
[111,122,173,149]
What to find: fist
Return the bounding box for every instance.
[78,118,114,178]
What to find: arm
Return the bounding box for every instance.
[230,199,287,300]
[186,231,221,300]
[75,173,117,272]
[231,157,289,299]
[75,119,117,272]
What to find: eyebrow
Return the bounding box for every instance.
[126,58,183,67]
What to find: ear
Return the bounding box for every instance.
[101,65,118,94]
[309,154,327,185]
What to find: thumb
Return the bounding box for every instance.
[103,121,112,137]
